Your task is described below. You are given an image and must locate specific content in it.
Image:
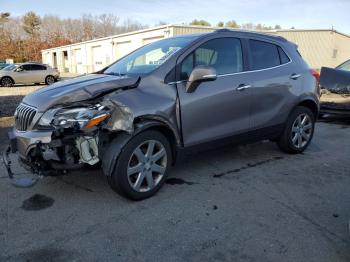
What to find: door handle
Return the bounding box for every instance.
[290,73,301,80]
[236,84,251,91]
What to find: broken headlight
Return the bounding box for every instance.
[38,104,109,130]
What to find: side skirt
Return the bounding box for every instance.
[175,124,284,163]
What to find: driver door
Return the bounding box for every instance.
[15,64,33,84]
[177,37,252,147]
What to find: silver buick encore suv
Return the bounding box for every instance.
[5,29,320,200]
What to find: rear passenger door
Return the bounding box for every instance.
[177,37,252,146]
[248,39,301,130]
[30,64,47,83]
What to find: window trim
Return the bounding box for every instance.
[246,39,292,73]
[176,36,245,81]
[181,37,245,79]
[172,37,292,85]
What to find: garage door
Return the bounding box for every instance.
[73,49,84,74]
[115,41,134,60]
[92,46,105,72]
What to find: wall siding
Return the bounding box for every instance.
[42,26,350,73]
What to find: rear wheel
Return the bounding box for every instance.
[278,106,315,153]
[107,130,172,200]
[1,77,14,87]
[45,75,55,85]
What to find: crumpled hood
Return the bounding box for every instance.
[22,74,140,112]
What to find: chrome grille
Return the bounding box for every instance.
[15,104,37,131]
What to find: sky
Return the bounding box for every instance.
[1,0,350,34]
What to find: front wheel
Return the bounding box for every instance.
[107,130,172,200]
[1,77,14,87]
[278,106,315,154]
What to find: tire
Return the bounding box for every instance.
[1,77,14,87]
[45,75,55,85]
[107,130,172,200]
[278,106,315,154]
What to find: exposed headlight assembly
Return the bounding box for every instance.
[38,104,109,130]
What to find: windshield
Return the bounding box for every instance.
[2,64,18,71]
[104,36,197,76]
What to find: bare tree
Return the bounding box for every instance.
[22,11,41,37]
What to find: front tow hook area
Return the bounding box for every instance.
[2,145,39,188]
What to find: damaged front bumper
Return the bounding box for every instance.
[3,127,101,180]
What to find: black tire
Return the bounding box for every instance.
[107,130,172,200]
[278,106,315,154]
[1,77,14,87]
[45,75,55,85]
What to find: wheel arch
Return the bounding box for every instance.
[1,76,15,85]
[45,75,55,82]
[101,116,182,176]
[296,98,319,119]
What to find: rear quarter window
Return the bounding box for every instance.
[249,40,289,70]
[278,47,290,64]
[30,64,46,70]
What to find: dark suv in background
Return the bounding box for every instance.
[5,29,319,200]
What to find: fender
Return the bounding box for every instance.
[101,117,182,176]
[294,94,320,115]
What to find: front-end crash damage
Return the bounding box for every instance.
[16,100,137,176]
[5,75,144,179]
[4,68,181,184]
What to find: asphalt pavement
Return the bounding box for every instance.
[0,120,349,262]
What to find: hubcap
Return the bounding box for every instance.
[291,113,313,149]
[127,140,167,192]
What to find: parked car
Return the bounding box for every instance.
[4,29,319,200]
[320,59,350,115]
[0,62,59,87]
[0,63,11,70]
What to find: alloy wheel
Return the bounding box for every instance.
[291,113,313,149]
[127,140,167,192]
[46,76,55,85]
[2,78,13,87]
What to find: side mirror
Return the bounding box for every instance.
[186,65,217,93]
[15,67,23,72]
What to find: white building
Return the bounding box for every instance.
[41,24,214,74]
[41,24,350,73]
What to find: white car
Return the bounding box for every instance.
[0,63,60,87]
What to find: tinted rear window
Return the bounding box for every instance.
[31,64,46,70]
[278,46,290,64]
[249,40,280,70]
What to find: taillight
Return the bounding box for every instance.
[310,69,320,83]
